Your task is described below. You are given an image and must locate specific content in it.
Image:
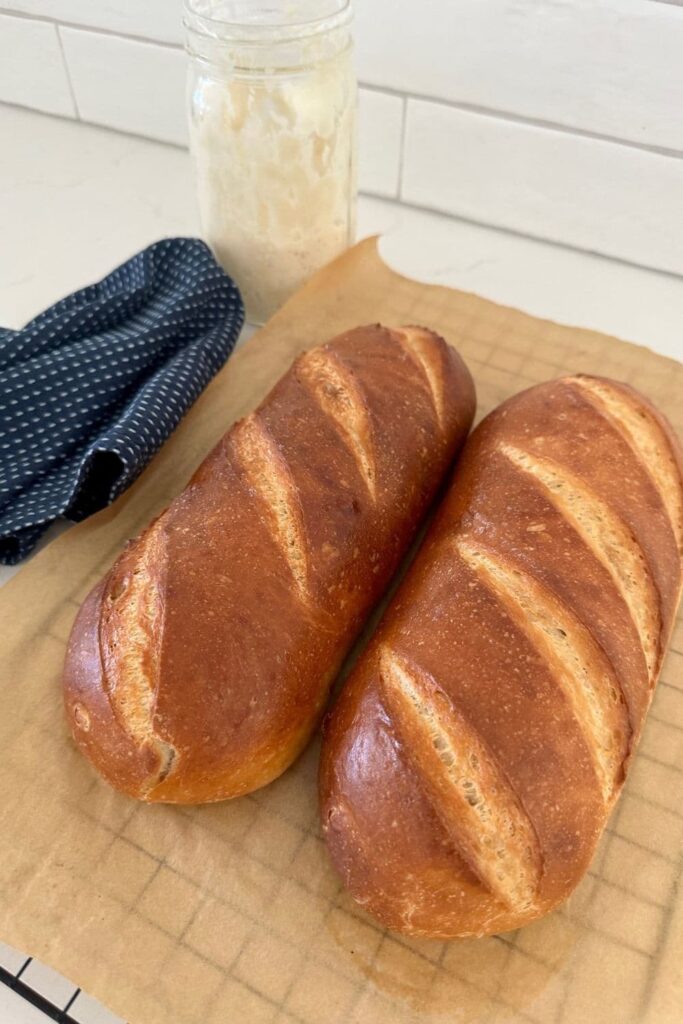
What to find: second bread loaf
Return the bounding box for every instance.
[320,374,683,937]
[63,324,475,802]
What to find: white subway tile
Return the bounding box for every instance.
[355,0,683,153]
[0,13,75,116]
[60,28,187,145]
[358,87,403,198]
[2,1,183,44]
[5,0,683,155]
[402,98,683,276]
[20,959,78,1009]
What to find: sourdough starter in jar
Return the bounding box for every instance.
[185,1,357,324]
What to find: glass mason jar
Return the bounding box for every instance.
[185,0,357,324]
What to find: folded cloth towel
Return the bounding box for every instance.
[0,237,244,563]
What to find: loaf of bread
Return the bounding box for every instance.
[320,375,683,937]
[63,325,475,802]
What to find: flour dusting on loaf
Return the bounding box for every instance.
[297,346,377,499]
[457,537,628,804]
[231,413,311,601]
[378,646,541,912]
[571,375,683,549]
[100,525,176,791]
[395,326,447,430]
[500,442,660,679]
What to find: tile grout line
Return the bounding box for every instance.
[2,95,683,283]
[635,860,681,1020]
[54,23,81,121]
[395,93,408,200]
[4,6,683,161]
[358,80,683,161]
[373,193,683,282]
[1,6,182,50]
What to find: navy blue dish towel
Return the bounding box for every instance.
[0,238,244,564]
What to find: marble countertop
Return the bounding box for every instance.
[1,101,682,589]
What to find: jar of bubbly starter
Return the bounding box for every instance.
[185,0,357,324]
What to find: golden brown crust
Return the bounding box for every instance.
[63,325,475,802]
[320,374,683,938]
[64,580,166,797]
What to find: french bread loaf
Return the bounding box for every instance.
[63,325,475,802]
[320,375,683,937]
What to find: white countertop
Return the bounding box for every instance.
[3,105,683,357]
[1,101,682,591]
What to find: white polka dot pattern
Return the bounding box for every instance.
[0,238,244,563]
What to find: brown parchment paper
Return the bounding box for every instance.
[1,237,681,1024]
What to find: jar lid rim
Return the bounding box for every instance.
[184,0,352,40]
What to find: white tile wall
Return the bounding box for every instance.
[355,0,683,152]
[0,12,75,117]
[402,98,683,276]
[3,0,183,43]
[60,27,187,145]
[1,2,683,287]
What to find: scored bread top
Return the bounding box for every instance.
[63,325,475,802]
[320,374,683,938]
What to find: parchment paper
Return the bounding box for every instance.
[1,238,681,1024]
